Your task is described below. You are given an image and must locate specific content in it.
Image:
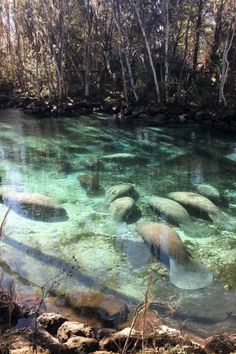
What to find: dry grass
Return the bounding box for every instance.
[0,207,11,240]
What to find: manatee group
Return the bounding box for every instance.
[105,183,138,204]
[146,196,207,237]
[110,196,140,223]
[105,183,141,224]
[137,221,213,290]
[168,191,236,231]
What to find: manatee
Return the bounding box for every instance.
[136,222,213,290]
[168,191,236,231]
[2,191,68,222]
[146,196,207,237]
[196,184,228,207]
[105,183,138,204]
[110,197,141,223]
[196,184,220,203]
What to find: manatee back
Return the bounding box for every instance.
[137,222,189,263]
[168,192,219,218]
[148,196,191,226]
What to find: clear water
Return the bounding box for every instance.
[0,108,236,337]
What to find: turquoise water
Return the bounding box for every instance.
[0,108,236,336]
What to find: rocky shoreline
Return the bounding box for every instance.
[0,289,236,354]
[0,94,235,135]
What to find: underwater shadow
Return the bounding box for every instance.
[2,235,139,305]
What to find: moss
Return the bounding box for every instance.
[217,262,236,289]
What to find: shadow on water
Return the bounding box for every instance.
[2,235,139,305]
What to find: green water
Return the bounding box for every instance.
[0,108,236,336]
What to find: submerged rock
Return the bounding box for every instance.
[110,197,141,223]
[37,312,68,336]
[2,191,68,222]
[105,183,138,204]
[64,291,129,327]
[81,157,104,172]
[146,196,207,237]
[136,222,213,290]
[78,175,104,196]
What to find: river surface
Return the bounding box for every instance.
[0,108,235,337]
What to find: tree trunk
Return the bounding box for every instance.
[132,0,161,103]
[112,0,138,102]
[176,4,192,102]
[163,0,169,102]
[193,0,204,72]
[219,17,235,106]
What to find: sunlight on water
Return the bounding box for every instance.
[0,108,236,336]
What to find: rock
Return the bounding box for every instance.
[78,175,104,196]
[65,336,99,353]
[64,291,129,327]
[194,111,209,122]
[105,183,138,204]
[67,144,89,154]
[99,328,141,352]
[97,328,117,340]
[91,352,114,354]
[0,327,66,354]
[204,334,236,354]
[57,321,96,343]
[2,191,68,222]
[81,157,104,172]
[0,95,11,105]
[136,222,213,290]
[0,290,21,331]
[152,113,166,123]
[110,197,141,223]
[37,312,68,336]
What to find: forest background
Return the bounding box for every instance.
[0,0,235,110]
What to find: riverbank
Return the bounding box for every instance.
[1,289,235,354]
[0,94,235,135]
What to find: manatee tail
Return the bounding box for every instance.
[169,258,213,290]
[180,221,210,238]
[209,211,236,231]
